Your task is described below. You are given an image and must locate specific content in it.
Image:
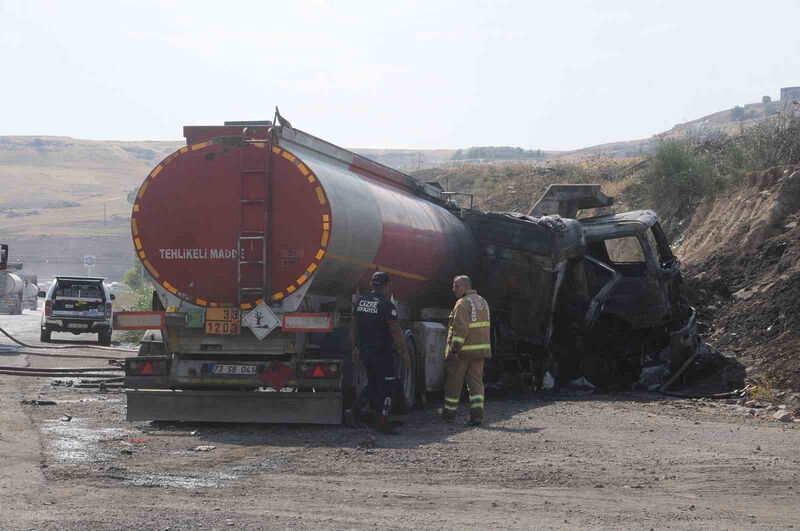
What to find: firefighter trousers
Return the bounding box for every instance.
[444,357,485,419]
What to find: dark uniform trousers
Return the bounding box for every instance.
[356,348,396,413]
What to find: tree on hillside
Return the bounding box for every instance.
[126,187,139,205]
[762,95,772,105]
[124,262,144,290]
[451,146,544,161]
[731,105,746,121]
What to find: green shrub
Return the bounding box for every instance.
[112,283,153,345]
[644,140,713,215]
[123,264,143,290]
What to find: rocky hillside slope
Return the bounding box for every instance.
[680,168,800,392]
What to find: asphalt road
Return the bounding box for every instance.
[1,310,799,530]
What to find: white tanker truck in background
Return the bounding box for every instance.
[0,244,38,314]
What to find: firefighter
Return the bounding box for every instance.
[345,271,410,433]
[443,275,491,425]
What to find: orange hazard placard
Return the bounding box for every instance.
[205,307,240,335]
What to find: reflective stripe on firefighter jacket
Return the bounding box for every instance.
[445,289,491,359]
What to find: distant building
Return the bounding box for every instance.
[780,86,800,101]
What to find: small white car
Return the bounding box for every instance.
[40,276,115,345]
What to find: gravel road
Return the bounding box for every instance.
[1,311,798,530]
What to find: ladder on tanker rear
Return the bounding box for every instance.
[237,133,271,306]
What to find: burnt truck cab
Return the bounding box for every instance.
[530,185,699,386]
[582,210,680,328]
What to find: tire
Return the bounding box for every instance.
[579,352,617,389]
[40,329,51,343]
[98,330,112,346]
[394,332,417,413]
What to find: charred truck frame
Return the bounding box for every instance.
[119,120,697,424]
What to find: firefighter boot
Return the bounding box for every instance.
[440,407,457,423]
[468,407,484,426]
[343,407,362,429]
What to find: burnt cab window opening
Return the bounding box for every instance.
[599,236,645,264]
[589,236,647,278]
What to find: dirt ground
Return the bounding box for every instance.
[1,311,799,530]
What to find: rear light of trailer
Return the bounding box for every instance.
[300,362,340,378]
[105,302,113,318]
[126,358,168,376]
[44,299,52,317]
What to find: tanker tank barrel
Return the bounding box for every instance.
[0,271,24,297]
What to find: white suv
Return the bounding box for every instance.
[40,276,115,345]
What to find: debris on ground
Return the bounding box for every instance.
[567,377,595,391]
[193,445,216,452]
[20,399,57,406]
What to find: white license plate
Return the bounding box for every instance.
[212,364,257,375]
[67,323,89,329]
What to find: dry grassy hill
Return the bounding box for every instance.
[0,136,182,238]
[556,99,788,160]
[0,137,182,279]
[0,137,457,280]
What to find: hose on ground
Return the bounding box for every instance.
[658,390,739,400]
[0,365,121,372]
[0,324,137,353]
[0,349,127,361]
[0,370,122,378]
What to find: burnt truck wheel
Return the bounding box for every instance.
[395,332,417,413]
[40,329,51,343]
[580,353,617,389]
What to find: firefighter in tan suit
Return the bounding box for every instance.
[443,275,491,425]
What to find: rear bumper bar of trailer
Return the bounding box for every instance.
[125,388,342,424]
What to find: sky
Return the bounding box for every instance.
[2,0,800,150]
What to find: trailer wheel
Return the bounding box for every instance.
[98,331,112,346]
[395,332,417,413]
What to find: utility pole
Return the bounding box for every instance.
[103,203,107,226]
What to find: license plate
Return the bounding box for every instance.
[67,323,89,329]
[211,364,257,375]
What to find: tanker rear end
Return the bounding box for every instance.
[121,121,479,424]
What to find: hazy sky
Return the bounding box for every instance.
[2,0,800,150]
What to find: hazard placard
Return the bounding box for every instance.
[242,302,280,340]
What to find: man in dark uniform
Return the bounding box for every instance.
[345,271,410,433]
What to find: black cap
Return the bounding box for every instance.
[370,271,390,287]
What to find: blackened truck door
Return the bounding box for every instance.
[587,234,668,329]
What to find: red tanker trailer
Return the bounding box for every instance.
[124,121,484,423]
[121,119,697,424]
